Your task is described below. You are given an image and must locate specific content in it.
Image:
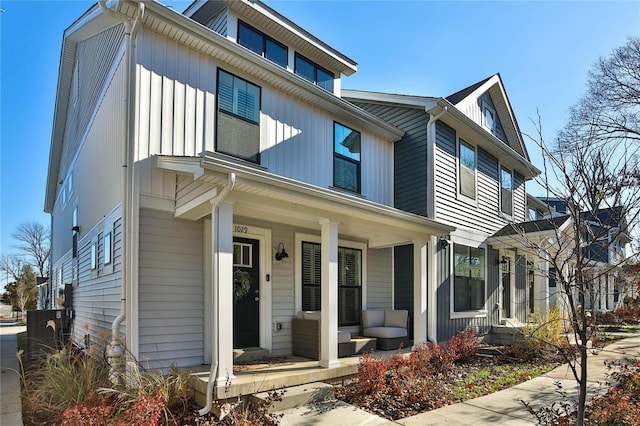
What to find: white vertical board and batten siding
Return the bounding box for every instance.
[52,61,126,263]
[52,27,126,262]
[206,9,228,36]
[138,209,204,369]
[59,24,125,178]
[137,28,393,205]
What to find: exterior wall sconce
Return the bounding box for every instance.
[438,237,449,250]
[275,243,288,261]
[71,225,80,232]
[498,256,509,265]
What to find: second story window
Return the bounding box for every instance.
[216,69,261,163]
[500,166,513,215]
[295,53,334,92]
[334,122,361,193]
[459,139,476,200]
[238,21,287,68]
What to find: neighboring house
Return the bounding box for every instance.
[43,0,455,398]
[491,204,631,316]
[344,74,542,342]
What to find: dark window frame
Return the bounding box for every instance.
[301,241,363,326]
[237,20,288,68]
[215,68,262,163]
[333,121,361,194]
[453,244,486,312]
[294,53,334,92]
[500,165,513,215]
[458,138,477,200]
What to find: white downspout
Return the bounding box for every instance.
[98,0,144,381]
[425,105,447,343]
[199,173,236,416]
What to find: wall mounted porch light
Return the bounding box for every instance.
[275,243,289,261]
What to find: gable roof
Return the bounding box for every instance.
[445,73,530,162]
[492,216,571,238]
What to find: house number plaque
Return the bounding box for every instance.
[233,225,249,234]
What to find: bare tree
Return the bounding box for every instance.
[12,222,50,278]
[0,254,23,283]
[514,38,640,425]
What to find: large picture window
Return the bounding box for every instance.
[334,122,361,193]
[217,69,261,163]
[453,244,485,312]
[301,242,362,326]
[459,139,476,199]
[500,166,513,215]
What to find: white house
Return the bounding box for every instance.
[43,0,454,401]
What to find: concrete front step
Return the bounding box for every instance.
[233,347,269,364]
[252,382,334,413]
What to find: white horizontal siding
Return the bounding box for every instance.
[70,217,122,350]
[138,208,204,369]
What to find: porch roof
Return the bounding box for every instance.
[487,216,572,253]
[156,154,455,248]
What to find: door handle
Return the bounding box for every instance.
[255,297,260,301]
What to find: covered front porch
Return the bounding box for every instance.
[156,153,454,396]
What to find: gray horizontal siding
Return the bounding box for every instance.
[437,245,500,342]
[367,247,392,309]
[478,147,498,180]
[352,102,429,216]
[138,209,204,370]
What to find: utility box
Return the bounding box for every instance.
[26,309,67,360]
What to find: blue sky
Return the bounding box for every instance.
[1,0,639,286]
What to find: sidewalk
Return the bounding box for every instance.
[0,321,26,426]
[278,334,640,425]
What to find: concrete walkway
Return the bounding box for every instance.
[1,321,26,426]
[278,334,640,425]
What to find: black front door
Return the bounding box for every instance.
[233,237,260,348]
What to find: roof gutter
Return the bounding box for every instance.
[98,0,144,380]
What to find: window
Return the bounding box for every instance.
[453,244,485,312]
[67,172,73,197]
[238,21,287,67]
[294,53,334,92]
[483,104,496,132]
[90,242,97,270]
[103,232,112,265]
[72,206,79,259]
[216,69,261,162]
[458,139,476,199]
[233,242,252,267]
[500,166,513,215]
[334,122,361,193]
[301,242,362,326]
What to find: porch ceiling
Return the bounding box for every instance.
[156,155,454,248]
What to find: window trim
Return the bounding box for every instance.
[333,121,361,194]
[294,232,367,323]
[294,53,334,92]
[457,137,477,204]
[483,101,496,133]
[449,241,488,319]
[237,20,288,68]
[500,165,513,217]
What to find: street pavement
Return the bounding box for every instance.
[1,320,26,426]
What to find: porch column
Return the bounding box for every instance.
[213,201,235,384]
[413,239,428,346]
[319,219,339,368]
[537,257,549,315]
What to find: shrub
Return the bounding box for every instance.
[587,359,640,425]
[22,344,112,424]
[447,328,479,363]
